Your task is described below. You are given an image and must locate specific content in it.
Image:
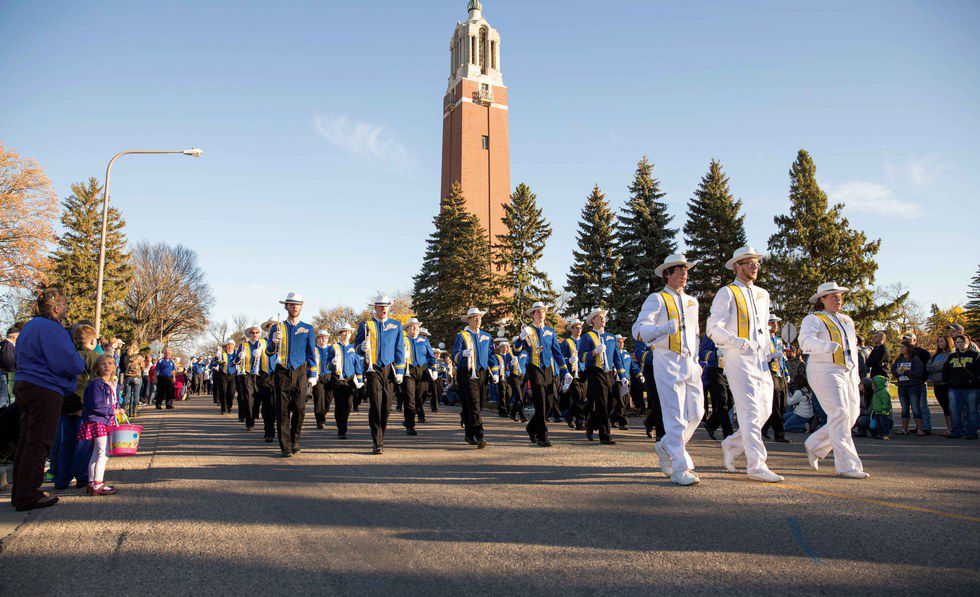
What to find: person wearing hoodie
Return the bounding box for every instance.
[892,342,927,436]
[869,375,894,439]
[942,334,979,439]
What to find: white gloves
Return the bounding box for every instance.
[661,319,679,335]
[354,379,364,389]
[594,347,605,357]
[638,374,645,384]
[618,381,629,397]
[427,368,437,381]
[461,348,472,357]
[395,373,404,384]
[519,327,529,340]
[332,356,341,370]
[360,340,371,353]
[828,341,842,355]
[308,377,317,387]
[569,356,578,368]
[736,338,760,354]
[491,374,500,384]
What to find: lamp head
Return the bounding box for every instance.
[182,148,204,157]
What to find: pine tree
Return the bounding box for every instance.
[683,159,747,329]
[766,150,903,335]
[563,185,620,320]
[50,177,131,336]
[965,265,980,337]
[493,183,558,334]
[612,156,677,336]
[412,182,495,344]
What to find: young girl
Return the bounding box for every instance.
[78,355,121,496]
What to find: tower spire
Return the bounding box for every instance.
[467,1,482,20]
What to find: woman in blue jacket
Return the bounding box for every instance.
[11,288,85,511]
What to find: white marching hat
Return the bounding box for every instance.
[615,334,625,340]
[317,329,330,338]
[404,317,421,327]
[809,281,849,304]
[280,292,304,305]
[371,293,392,306]
[460,307,487,322]
[655,253,698,277]
[247,325,261,333]
[769,314,782,323]
[524,301,548,316]
[419,327,431,337]
[566,318,583,327]
[336,322,355,333]
[494,337,509,345]
[224,339,235,346]
[725,246,766,271]
[586,308,609,325]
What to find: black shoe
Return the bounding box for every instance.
[477,439,488,449]
[923,430,932,436]
[418,417,427,423]
[406,428,418,436]
[520,418,528,423]
[706,428,717,441]
[373,445,383,455]
[511,415,518,421]
[762,432,771,440]
[644,426,653,439]
[246,426,254,432]
[618,423,629,430]
[574,422,584,430]
[537,439,552,448]
[316,423,324,430]
[498,411,508,418]
[586,429,595,441]
[156,406,163,410]
[566,418,575,429]
[432,409,439,413]
[281,451,293,458]
[775,437,792,444]
[338,434,347,440]
[15,495,59,512]
[166,405,174,410]
[465,436,478,445]
[291,444,300,454]
[600,438,616,445]
[265,437,274,443]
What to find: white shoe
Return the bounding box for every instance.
[721,443,737,473]
[839,470,869,479]
[671,470,699,486]
[806,449,819,471]
[748,470,785,483]
[654,442,673,478]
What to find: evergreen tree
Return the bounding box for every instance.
[413,182,495,344]
[611,157,677,336]
[563,185,620,320]
[683,159,747,329]
[50,177,131,335]
[965,265,980,337]
[766,150,903,335]
[493,183,558,335]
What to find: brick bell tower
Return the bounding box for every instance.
[441,0,510,247]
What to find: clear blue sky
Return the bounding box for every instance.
[2,0,978,330]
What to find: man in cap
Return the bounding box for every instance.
[326,323,364,439]
[355,293,406,454]
[559,318,587,430]
[401,317,437,435]
[579,308,627,445]
[216,341,238,415]
[313,330,333,430]
[706,246,783,482]
[633,253,705,486]
[798,282,868,478]
[762,315,791,443]
[238,325,273,432]
[265,292,318,457]
[452,307,495,448]
[514,302,571,447]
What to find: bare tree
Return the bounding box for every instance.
[312,305,360,333]
[229,312,253,344]
[125,242,213,349]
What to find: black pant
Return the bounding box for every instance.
[239,374,259,429]
[762,372,788,439]
[609,379,628,426]
[630,373,645,412]
[274,365,307,452]
[313,373,333,426]
[704,366,733,437]
[508,374,526,420]
[10,382,61,509]
[333,378,354,435]
[586,367,614,441]
[140,375,150,401]
[217,372,236,414]
[525,365,555,441]
[235,375,248,421]
[561,374,587,426]
[934,384,950,416]
[429,377,442,412]
[643,364,665,440]
[460,369,488,442]
[496,375,510,417]
[366,366,396,447]
[400,366,421,430]
[252,373,275,440]
[155,376,175,408]
[192,373,203,394]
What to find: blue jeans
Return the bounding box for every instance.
[124,377,142,418]
[0,373,9,407]
[948,388,979,438]
[54,415,92,488]
[898,384,932,429]
[783,412,809,433]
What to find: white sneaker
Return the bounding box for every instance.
[654,442,673,478]
[806,449,819,471]
[839,470,869,479]
[748,470,785,483]
[671,470,700,486]
[721,443,737,473]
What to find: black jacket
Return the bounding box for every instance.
[0,339,15,372]
[866,344,889,378]
[943,348,979,389]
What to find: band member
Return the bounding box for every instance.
[578,309,627,445]
[514,302,571,448]
[417,327,436,421]
[327,323,363,439]
[355,294,406,455]
[452,307,494,448]
[627,341,646,415]
[313,330,333,429]
[401,318,436,435]
[217,341,238,415]
[638,340,665,441]
[799,282,868,479]
[762,315,791,443]
[430,348,444,413]
[238,325,272,432]
[265,292,318,457]
[490,338,511,417]
[611,335,631,429]
[558,319,587,430]
[209,350,221,405]
[706,246,783,483]
[699,335,733,440]
[506,338,529,422]
[633,253,705,486]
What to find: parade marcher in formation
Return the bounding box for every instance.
[798,282,868,479]
[633,253,705,486]
[239,326,273,432]
[762,315,791,443]
[506,338,529,422]
[355,294,406,455]
[452,307,494,448]
[216,341,238,415]
[429,348,444,413]
[707,246,783,483]
[154,348,177,410]
[637,339,666,442]
[699,335,732,440]
[208,351,221,405]
[417,327,436,421]
[579,308,627,445]
[514,302,571,448]
[326,323,364,439]
[627,339,646,416]
[313,330,333,429]
[401,318,436,435]
[612,335,632,429]
[559,319,587,430]
[265,292,317,457]
[492,338,511,418]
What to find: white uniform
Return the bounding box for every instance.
[798,311,864,474]
[632,288,704,473]
[706,280,774,476]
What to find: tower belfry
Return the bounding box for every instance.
[440,0,511,246]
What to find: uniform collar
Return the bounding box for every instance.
[733,278,753,289]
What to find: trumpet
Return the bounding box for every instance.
[469,339,478,380]
[364,324,373,371]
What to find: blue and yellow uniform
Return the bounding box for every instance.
[514,325,568,444]
[452,326,494,443]
[354,317,406,448]
[578,331,627,382]
[265,320,317,372]
[578,328,627,443]
[513,325,568,376]
[265,319,317,454]
[326,341,364,437]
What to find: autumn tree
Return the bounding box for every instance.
[0,142,57,290]
[313,305,361,333]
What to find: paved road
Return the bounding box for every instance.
[1,396,978,596]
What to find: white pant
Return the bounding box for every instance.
[88,435,109,484]
[805,363,864,474]
[653,352,704,473]
[721,351,774,475]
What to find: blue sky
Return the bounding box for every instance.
[2,0,978,330]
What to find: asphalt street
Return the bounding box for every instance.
[1,396,977,596]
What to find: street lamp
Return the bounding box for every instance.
[94,148,203,336]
